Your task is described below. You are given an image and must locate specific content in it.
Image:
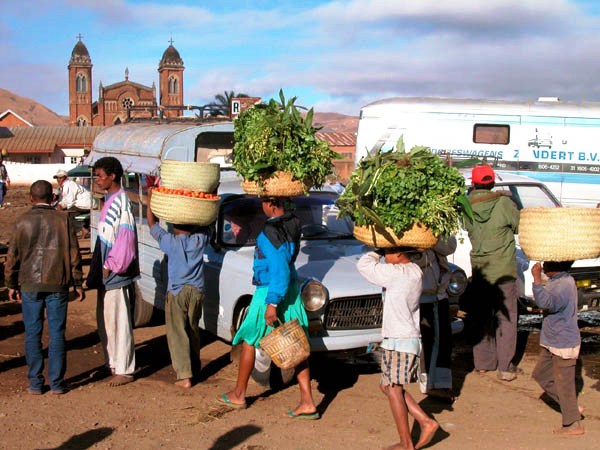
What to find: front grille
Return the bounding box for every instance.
[324,294,383,330]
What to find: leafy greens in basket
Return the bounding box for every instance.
[232,89,339,191]
[336,137,473,237]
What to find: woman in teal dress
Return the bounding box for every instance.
[217,197,319,419]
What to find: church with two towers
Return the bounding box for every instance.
[68,36,185,126]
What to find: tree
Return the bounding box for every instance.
[209,90,249,116]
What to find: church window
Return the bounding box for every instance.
[76,73,87,93]
[76,116,88,126]
[168,75,179,94]
[121,97,134,109]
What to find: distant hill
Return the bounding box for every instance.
[313,112,358,134]
[0,88,68,126]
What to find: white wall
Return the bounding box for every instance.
[4,162,78,185]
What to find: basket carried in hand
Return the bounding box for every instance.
[241,171,309,197]
[519,207,600,261]
[160,160,220,193]
[150,190,219,226]
[353,223,438,249]
[259,319,310,370]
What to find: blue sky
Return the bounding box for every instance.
[1,0,600,116]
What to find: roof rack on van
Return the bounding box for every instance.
[122,104,232,124]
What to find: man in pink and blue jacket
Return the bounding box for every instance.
[90,156,140,387]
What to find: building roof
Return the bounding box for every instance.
[0,109,33,127]
[102,79,155,93]
[159,44,184,70]
[0,126,105,154]
[315,131,356,146]
[69,40,92,66]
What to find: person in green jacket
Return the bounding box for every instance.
[464,165,521,381]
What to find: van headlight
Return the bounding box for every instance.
[447,269,468,297]
[301,279,328,312]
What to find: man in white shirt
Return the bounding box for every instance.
[54,169,96,237]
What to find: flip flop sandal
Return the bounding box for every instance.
[286,410,320,420]
[215,392,247,409]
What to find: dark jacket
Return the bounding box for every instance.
[464,190,520,284]
[4,204,83,292]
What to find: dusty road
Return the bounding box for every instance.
[1,186,599,450]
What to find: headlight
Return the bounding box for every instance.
[447,269,468,296]
[301,279,328,312]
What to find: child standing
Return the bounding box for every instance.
[531,261,584,436]
[146,189,209,388]
[357,248,439,450]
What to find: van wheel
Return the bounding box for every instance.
[251,348,295,390]
[133,283,154,328]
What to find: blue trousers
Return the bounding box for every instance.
[21,291,68,392]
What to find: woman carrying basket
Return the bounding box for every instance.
[217,197,319,419]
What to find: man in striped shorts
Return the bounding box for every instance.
[358,248,439,450]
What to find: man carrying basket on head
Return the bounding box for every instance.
[217,196,319,420]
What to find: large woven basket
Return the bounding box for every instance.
[241,171,309,197]
[354,223,438,249]
[259,319,310,370]
[160,160,220,192]
[519,207,600,261]
[150,190,219,226]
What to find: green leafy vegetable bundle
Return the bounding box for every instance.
[232,89,339,190]
[337,137,471,237]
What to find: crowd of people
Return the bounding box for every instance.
[2,160,585,449]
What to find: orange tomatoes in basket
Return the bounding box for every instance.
[155,186,220,200]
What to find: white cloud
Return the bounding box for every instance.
[3,1,600,117]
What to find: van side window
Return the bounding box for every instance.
[473,124,510,145]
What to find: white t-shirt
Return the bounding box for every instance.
[357,251,423,340]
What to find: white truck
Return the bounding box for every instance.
[355,97,600,310]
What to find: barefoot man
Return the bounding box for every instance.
[89,157,140,387]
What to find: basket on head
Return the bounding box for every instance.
[160,160,220,193]
[519,207,600,261]
[150,190,219,226]
[258,319,310,370]
[241,171,309,197]
[353,223,438,249]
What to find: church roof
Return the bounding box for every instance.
[159,44,184,69]
[69,40,92,66]
[102,79,155,93]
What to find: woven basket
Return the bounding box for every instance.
[241,171,309,197]
[160,160,220,192]
[150,190,219,226]
[259,319,310,370]
[519,207,600,261]
[353,223,438,249]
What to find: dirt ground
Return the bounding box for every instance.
[1,186,599,450]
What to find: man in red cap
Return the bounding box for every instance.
[463,164,521,381]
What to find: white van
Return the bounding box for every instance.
[355,97,600,310]
[86,122,236,326]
